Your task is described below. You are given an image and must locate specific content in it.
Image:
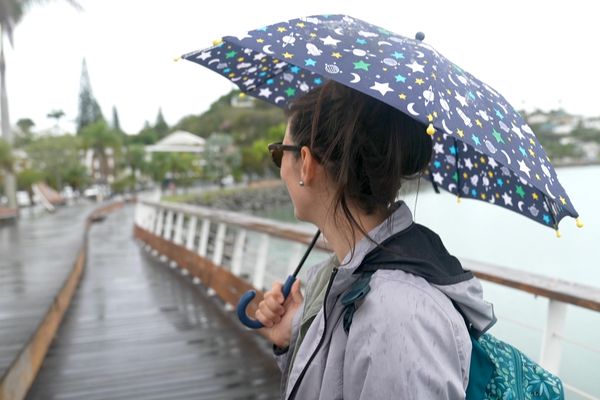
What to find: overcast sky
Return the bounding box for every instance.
[6,0,599,134]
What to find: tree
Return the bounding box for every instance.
[17,167,43,204]
[122,144,146,190]
[0,137,13,172]
[154,108,168,138]
[111,105,123,134]
[25,134,85,190]
[241,123,284,179]
[1,0,81,207]
[80,120,121,184]
[76,58,103,133]
[47,109,65,132]
[14,117,34,147]
[203,133,241,184]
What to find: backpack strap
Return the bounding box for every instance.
[340,271,374,334]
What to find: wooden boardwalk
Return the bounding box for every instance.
[26,204,281,399]
[0,203,95,376]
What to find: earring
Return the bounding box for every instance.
[299,180,305,186]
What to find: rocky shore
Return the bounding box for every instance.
[182,182,293,214]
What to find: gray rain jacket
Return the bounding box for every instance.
[276,202,496,400]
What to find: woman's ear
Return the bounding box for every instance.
[300,146,317,185]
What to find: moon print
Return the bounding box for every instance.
[447,74,460,87]
[325,64,340,74]
[352,49,367,57]
[208,58,220,65]
[415,51,425,58]
[457,75,468,85]
[517,201,524,212]
[350,73,361,83]
[378,40,393,46]
[407,103,420,116]
[389,36,405,43]
[216,63,227,69]
[263,45,275,55]
[334,28,344,36]
[545,184,556,199]
[448,183,457,193]
[231,77,241,82]
[500,150,512,165]
[274,96,285,104]
[442,119,453,134]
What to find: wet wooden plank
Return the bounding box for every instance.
[27,205,281,399]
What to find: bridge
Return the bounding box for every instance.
[1,197,599,399]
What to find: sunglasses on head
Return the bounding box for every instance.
[268,142,302,168]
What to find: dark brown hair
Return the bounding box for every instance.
[285,81,432,259]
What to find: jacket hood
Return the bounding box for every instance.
[329,201,496,337]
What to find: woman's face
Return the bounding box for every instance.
[281,123,308,221]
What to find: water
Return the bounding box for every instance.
[254,165,600,398]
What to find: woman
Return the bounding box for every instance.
[256,81,495,400]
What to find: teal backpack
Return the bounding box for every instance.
[341,268,566,400]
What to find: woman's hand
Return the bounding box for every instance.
[255,279,303,348]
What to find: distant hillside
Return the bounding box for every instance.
[173,90,285,146]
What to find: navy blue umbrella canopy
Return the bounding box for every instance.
[182,14,581,232]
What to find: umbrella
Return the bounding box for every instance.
[182,14,581,233]
[181,14,583,329]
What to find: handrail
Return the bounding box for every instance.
[142,200,600,313]
[135,200,599,400]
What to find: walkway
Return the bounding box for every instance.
[26,204,280,399]
[0,203,95,376]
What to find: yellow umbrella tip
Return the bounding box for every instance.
[426,123,435,136]
[212,39,223,46]
[173,56,182,62]
[576,218,584,228]
[456,196,461,204]
[239,92,246,98]
[555,230,561,238]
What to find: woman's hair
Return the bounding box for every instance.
[285,80,432,258]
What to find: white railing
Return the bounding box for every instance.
[134,200,600,400]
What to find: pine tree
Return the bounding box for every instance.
[112,105,123,134]
[154,108,168,138]
[76,58,103,133]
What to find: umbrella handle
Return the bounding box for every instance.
[236,275,296,329]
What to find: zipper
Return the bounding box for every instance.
[287,266,339,400]
[510,346,525,399]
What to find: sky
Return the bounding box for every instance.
[5,0,600,134]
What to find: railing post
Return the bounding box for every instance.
[163,210,174,240]
[539,299,567,374]
[154,208,164,236]
[253,234,270,291]
[145,205,157,231]
[185,216,198,250]
[212,223,227,266]
[198,219,210,257]
[173,212,184,245]
[231,229,247,276]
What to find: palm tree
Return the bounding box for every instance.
[0,0,81,208]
